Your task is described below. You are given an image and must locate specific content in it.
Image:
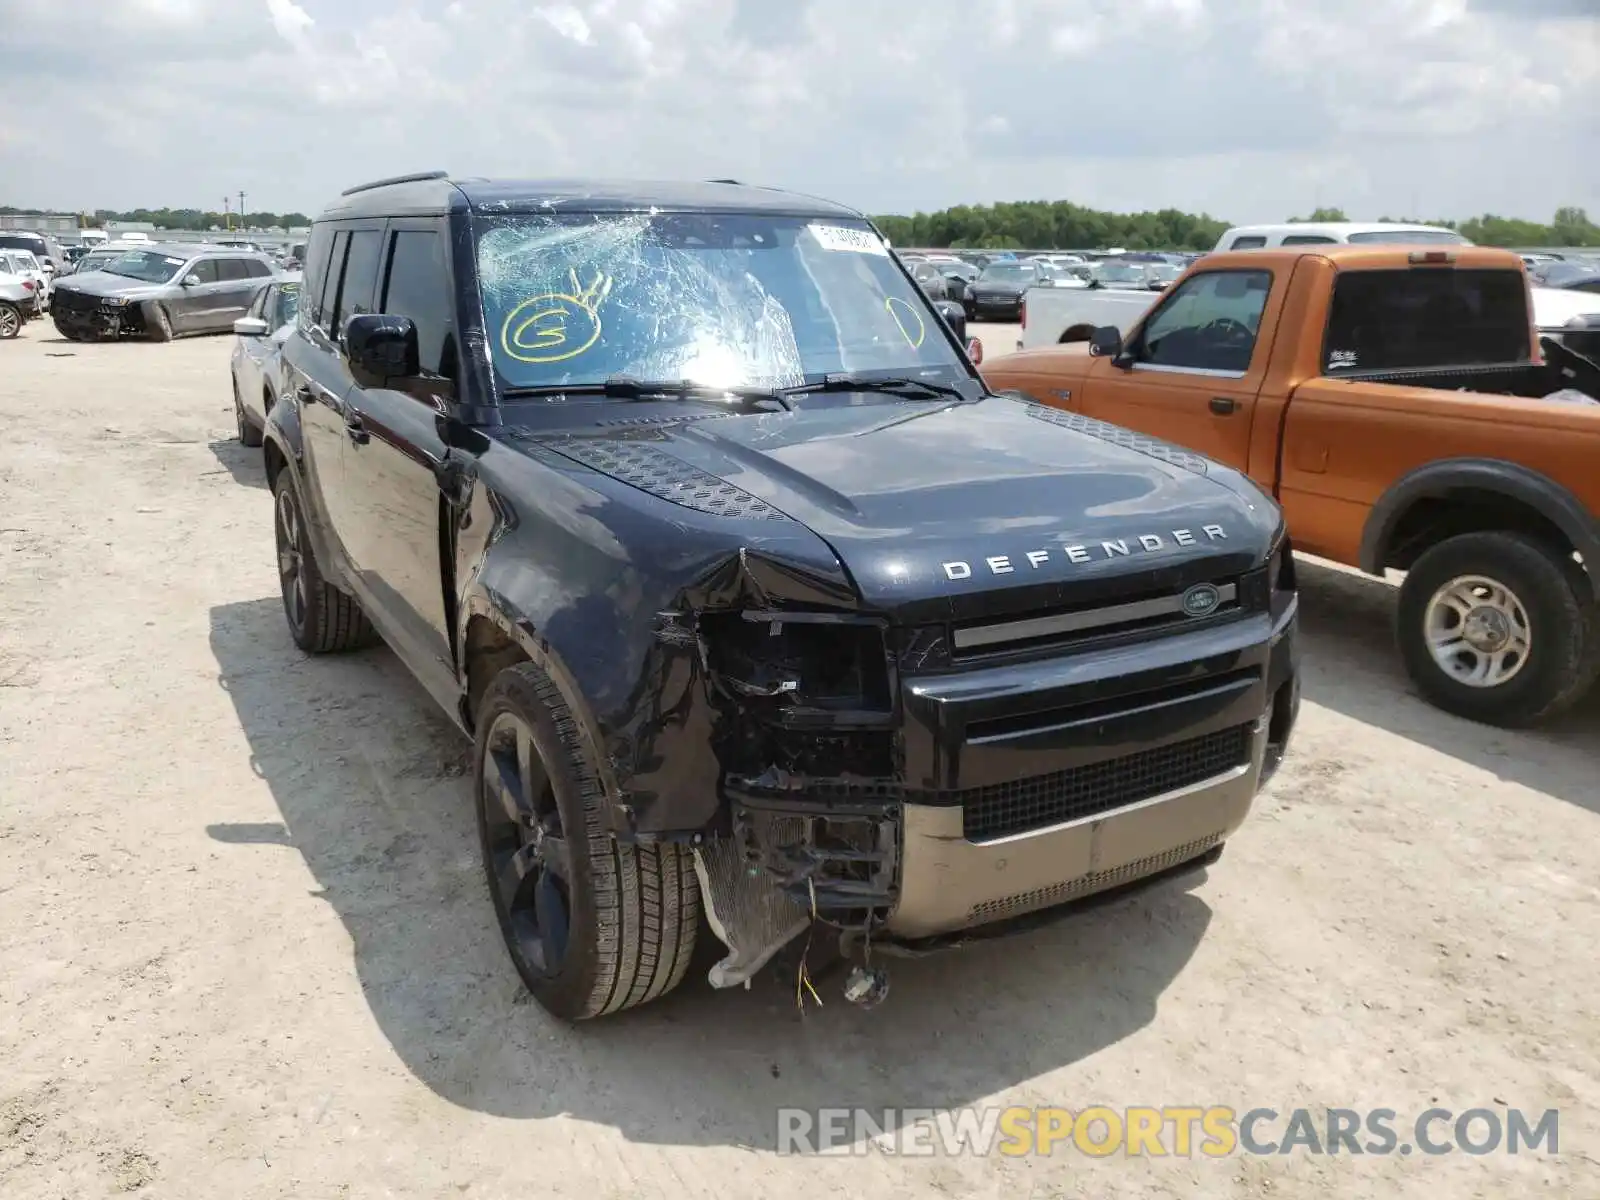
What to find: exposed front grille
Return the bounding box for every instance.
[961,723,1253,842]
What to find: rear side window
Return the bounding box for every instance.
[331,229,383,337]
[381,230,454,376]
[301,224,336,327]
[1282,235,1337,245]
[1229,236,1267,250]
[1322,269,1531,373]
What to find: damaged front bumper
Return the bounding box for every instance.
[691,582,1299,984]
[50,293,144,340]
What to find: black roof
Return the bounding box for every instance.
[316,174,863,222]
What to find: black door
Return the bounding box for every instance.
[337,221,460,705]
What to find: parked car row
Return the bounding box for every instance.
[220,172,1301,1022]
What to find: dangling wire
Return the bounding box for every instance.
[795,876,824,1012]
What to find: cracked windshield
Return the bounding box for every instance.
[474,212,966,392]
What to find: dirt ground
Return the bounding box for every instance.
[2,321,1597,1200]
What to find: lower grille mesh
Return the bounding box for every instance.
[962,723,1253,841]
[967,833,1223,924]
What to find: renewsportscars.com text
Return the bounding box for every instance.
[776,1106,1560,1158]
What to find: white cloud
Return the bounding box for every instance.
[0,0,1594,225]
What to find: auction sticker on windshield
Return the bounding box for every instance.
[808,224,889,256]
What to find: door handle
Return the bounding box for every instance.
[345,414,370,445]
[1209,396,1237,415]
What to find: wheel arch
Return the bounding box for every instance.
[1059,322,1097,344]
[1360,458,1600,600]
[457,595,624,822]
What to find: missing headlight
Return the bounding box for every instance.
[703,609,893,716]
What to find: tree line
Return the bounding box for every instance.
[872,202,1600,250]
[0,205,312,231]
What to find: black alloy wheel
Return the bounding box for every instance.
[480,709,573,981]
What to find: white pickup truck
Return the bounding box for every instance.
[1017,258,1600,354]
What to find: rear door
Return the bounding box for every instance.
[1076,266,1285,470]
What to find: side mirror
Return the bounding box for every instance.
[1088,325,1125,359]
[934,299,966,342]
[966,337,984,365]
[345,313,420,388]
[233,316,269,337]
[181,274,200,287]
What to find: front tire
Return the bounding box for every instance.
[474,662,700,1021]
[271,472,376,653]
[234,379,263,447]
[1397,531,1598,727]
[148,302,174,342]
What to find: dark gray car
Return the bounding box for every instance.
[50,243,277,341]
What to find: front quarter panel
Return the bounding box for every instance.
[455,431,857,837]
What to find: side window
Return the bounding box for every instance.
[246,285,270,319]
[1229,236,1268,250]
[331,229,383,339]
[318,231,350,331]
[380,229,455,376]
[301,223,336,328]
[1281,235,1337,246]
[218,258,252,282]
[1136,270,1273,374]
[245,258,273,278]
[186,259,220,284]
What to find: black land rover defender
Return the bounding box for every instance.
[261,172,1300,1021]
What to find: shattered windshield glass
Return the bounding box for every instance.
[474,212,968,392]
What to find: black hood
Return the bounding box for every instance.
[534,395,1281,623]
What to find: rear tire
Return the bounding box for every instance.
[0,302,21,339]
[474,662,700,1021]
[271,472,377,653]
[1397,531,1598,727]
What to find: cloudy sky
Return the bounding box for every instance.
[1,0,1595,224]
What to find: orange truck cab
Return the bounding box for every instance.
[982,245,1600,728]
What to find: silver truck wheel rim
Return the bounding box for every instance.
[1424,574,1530,688]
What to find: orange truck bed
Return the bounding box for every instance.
[981,245,1600,728]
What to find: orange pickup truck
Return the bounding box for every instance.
[981,244,1600,728]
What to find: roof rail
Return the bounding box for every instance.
[340,170,450,196]
[706,178,743,185]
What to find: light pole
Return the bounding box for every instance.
[238,191,247,231]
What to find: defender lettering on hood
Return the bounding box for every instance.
[942,525,1228,581]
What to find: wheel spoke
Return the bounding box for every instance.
[535,873,570,971]
[539,828,571,882]
[495,842,539,907]
[487,745,532,829]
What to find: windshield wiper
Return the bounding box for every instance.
[777,373,972,402]
[503,377,795,411]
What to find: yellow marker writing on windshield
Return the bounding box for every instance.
[885,295,926,350]
[501,267,613,364]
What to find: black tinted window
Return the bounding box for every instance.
[302,224,336,327]
[1282,235,1337,245]
[218,258,251,282]
[187,259,220,284]
[381,230,454,376]
[1323,268,1530,373]
[245,258,273,278]
[1229,236,1267,249]
[332,229,383,336]
[319,231,349,329]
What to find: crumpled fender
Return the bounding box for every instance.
[452,444,858,837]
